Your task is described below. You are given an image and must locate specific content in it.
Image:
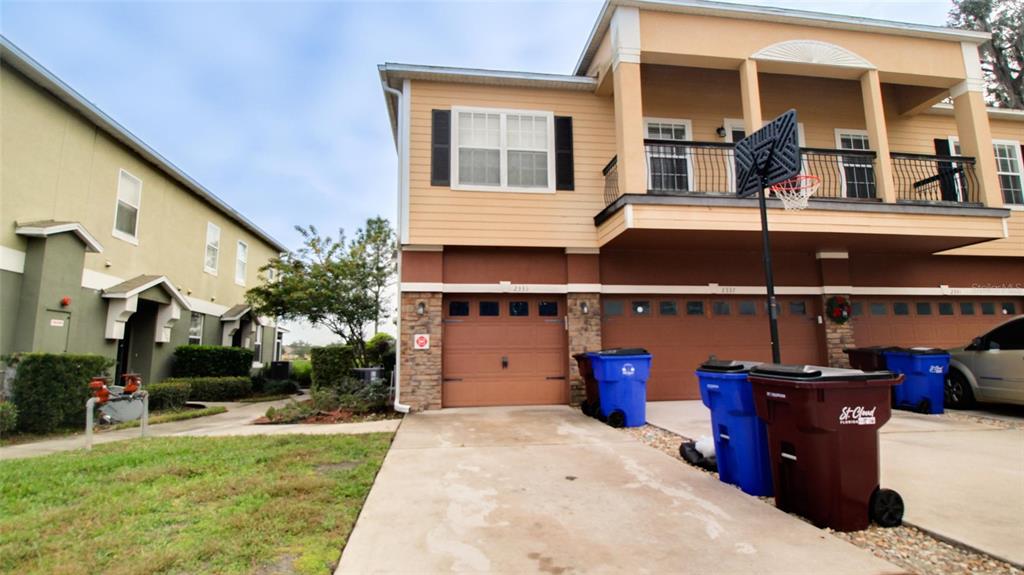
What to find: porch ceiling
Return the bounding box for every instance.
[595,195,1009,255]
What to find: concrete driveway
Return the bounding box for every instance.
[646,400,1024,567]
[338,406,899,574]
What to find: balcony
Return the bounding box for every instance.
[596,141,1005,253]
[602,140,982,207]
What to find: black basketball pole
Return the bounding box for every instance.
[757,185,781,364]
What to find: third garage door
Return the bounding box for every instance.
[602,295,824,401]
[442,294,568,407]
[854,297,1022,349]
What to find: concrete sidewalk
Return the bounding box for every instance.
[0,397,400,460]
[338,406,900,574]
[646,400,1024,567]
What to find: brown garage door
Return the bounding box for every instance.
[854,297,1022,349]
[442,294,568,407]
[602,295,824,401]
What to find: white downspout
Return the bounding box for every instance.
[382,78,411,414]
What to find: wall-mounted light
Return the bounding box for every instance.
[416,301,426,316]
[716,126,727,138]
[580,301,590,315]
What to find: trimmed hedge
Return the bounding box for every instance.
[146,381,191,411]
[7,353,113,433]
[161,377,253,401]
[291,360,312,388]
[173,346,253,377]
[0,401,17,434]
[310,345,357,391]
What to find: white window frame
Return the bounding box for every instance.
[204,222,220,275]
[644,117,694,192]
[253,324,264,363]
[950,136,1024,209]
[112,169,142,244]
[835,129,874,199]
[188,312,204,345]
[450,106,556,194]
[235,240,248,286]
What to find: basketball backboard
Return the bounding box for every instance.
[735,109,801,197]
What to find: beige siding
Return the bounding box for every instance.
[0,64,279,305]
[942,211,1024,257]
[408,80,615,248]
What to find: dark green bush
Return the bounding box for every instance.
[7,353,113,433]
[161,377,253,401]
[263,379,299,395]
[291,360,312,388]
[365,333,396,380]
[310,345,357,391]
[146,381,192,411]
[0,401,18,434]
[172,346,253,377]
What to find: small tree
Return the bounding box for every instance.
[949,0,1023,108]
[247,220,396,362]
[351,217,397,333]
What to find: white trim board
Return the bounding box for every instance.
[400,282,1024,297]
[0,246,26,274]
[82,268,232,315]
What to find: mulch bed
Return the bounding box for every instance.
[252,401,402,425]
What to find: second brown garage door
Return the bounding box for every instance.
[853,297,1021,349]
[602,295,824,401]
[442,294,568,407]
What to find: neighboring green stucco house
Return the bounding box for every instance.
[0,36,287,384]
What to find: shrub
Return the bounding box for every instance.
[0,401,18,434]
[7,353,113,433]
[291,360,312,388]
[263,400,315,424]
[173,346,253,377]
[263,379,299,396]
[161,377,253,401]
[365,333,396,379]
[310,377,389,414]
[146,381,192,411]
[310,345,357,391]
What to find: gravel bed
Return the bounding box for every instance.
[940,410,1024,431]
[622,423,1022,575]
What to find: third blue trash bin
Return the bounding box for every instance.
[586,349,651,428]
[883,348,949,414]
[696,359,773,496]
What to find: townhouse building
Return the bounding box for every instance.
[1,37,286,384]
[383,0,1024,410]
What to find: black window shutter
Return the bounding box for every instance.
[554,116,574,191]
[933,138,957,202]
[431,110,451,186]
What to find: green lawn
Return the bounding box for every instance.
[0,433,393,574]
[109,405,228,430]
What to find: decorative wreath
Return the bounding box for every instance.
[826,296,852,324]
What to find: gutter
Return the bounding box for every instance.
[380,78,411,415]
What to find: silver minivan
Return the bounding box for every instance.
[946,316,1024,408]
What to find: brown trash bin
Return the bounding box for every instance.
[749,364,905,532]
[573,353,600,417]
[843,346,898,371]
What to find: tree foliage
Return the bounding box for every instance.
[949,0,1024,109]
[246,220,397,360]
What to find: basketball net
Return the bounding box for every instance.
[770,175,820,210]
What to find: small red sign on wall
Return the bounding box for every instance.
[413,334,430,350]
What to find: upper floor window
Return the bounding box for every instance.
[452,107,554,192]
[645,118,693,193]
[235,241,248,286]
[951,138,1023,205]
[836,130,876,199]
[204,222,220,274]
[113,169,142,242]
[993,142,1023,205]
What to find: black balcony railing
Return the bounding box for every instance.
[603,155,619,206]
[891,153,979,204]
[639,140,879,201]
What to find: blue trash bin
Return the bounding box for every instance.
[696,359,773,496]
[883,348,949,414]
[586,349,651,428]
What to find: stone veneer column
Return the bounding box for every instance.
[566,293,602,406]
[399,291,443,410]
[822,295,855,368]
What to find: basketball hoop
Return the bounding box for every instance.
[771,175,820,210]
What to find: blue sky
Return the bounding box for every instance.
[1,0,956,342]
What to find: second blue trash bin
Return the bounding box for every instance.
[586,349,651,428]
[696,359,773,497]
[883,348,950,414]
